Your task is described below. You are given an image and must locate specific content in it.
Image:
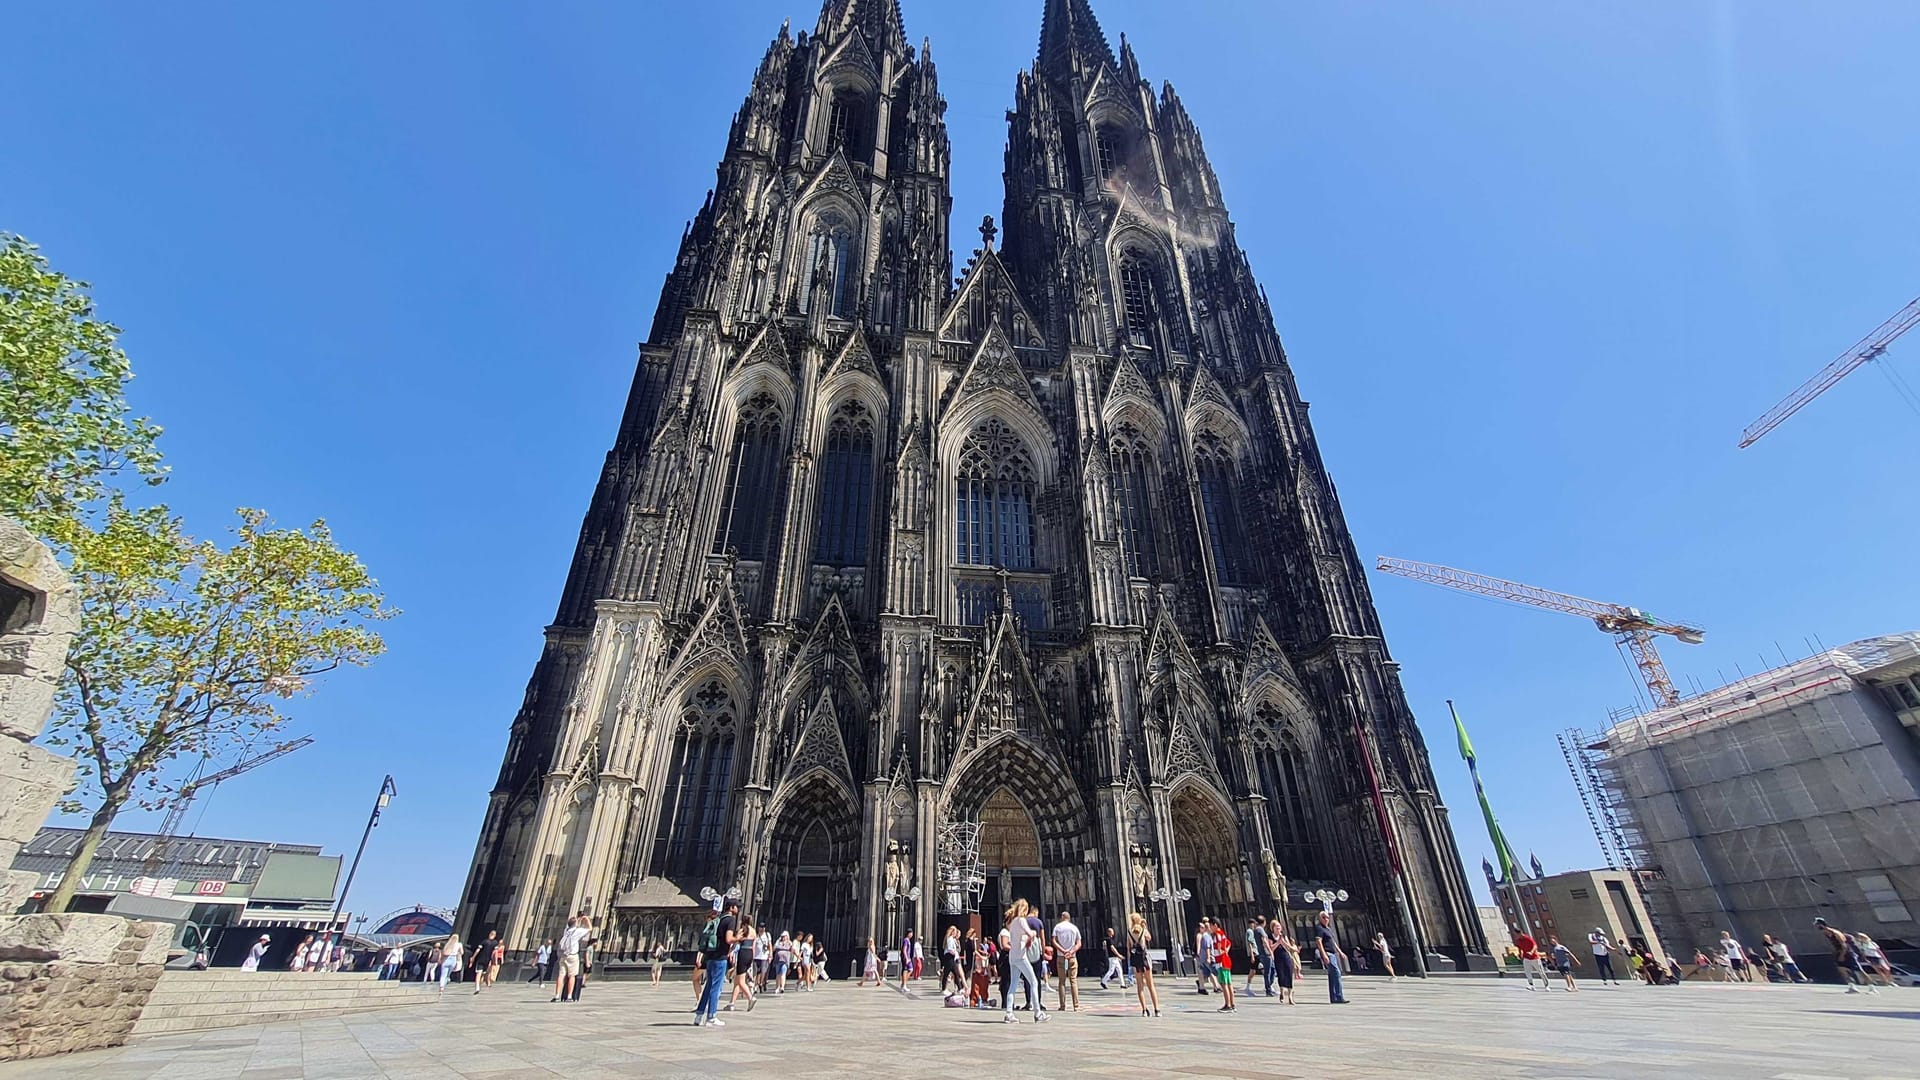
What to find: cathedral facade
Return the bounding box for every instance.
[457,0,1488,966]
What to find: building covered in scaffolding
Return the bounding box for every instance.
[1579,633,1920,977]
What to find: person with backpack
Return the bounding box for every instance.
[693,898,740,1027]
[1000,899,1049,1024]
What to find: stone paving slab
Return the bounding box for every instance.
[0,976,1912,1079]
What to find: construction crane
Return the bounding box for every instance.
[1739,295,1920,448]
[1375,557,1704,708]
[141,737,314,877]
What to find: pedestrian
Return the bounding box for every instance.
[799,932,816,991]
[1246,918,1272,995]
[992,932,1011,1009]
[570,916,596,1001]
[772,931,793,993]
[1000,899,1048,1024]
[469,931,499,994]
[968,933,993,1008]
[1371,932,1397,979]
[1099,927,1127,990]
[692,898,739,1027]
[307,936,329,973]
[942,925,965,995]
[242,934,270,972]
[900,929,919,982]
[290,934,311,972]
[645,940,665,985]
[438,933,463,991]
[552,916,587,1003]
[1271,922,1299,1005]
[753,926,771,992]
[1128,911,1160,1017]
[530,940,551,983]
[1548,935,1579,992]
[1514,931,1546,990]
[961,927,982,997]
[724,918,758,1013]
[1718,931,1752,982]
[1587,928,1618,984]
[1313,912,1349,1004]
[1211,919,1235,1011]
[1855,933,1893,987]
[1192,917,1215,994]
[862,937,882,986]
[1052,910,1082,1011]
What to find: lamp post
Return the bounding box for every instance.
[320,774,396,965]
[1149,884,1190,974]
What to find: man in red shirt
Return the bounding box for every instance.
[1514,932,1547,991]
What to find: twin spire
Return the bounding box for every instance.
[814,0,1115,74]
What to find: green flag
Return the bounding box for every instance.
[1451,703,1519,881]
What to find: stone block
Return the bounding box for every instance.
[0,914,135,965]
[0,740,74,846]
[0,519,78,744]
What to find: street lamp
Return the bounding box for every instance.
[320,774,396,967]
[1301,887,1349,914]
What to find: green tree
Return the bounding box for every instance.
[41,507,394,912]
[0,233,165,544]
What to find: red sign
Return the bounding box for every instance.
[195,880,227,896]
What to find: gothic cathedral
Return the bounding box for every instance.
[458,0,1487,966]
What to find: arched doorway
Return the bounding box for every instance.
[1171,784,1245,934]
[976,787,1042,934]
[761,771,861,955]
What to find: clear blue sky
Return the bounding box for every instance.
[6,0,1918,925]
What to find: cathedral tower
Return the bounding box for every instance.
[458,0,1487,968]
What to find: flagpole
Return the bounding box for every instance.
[1448,700,1535,942]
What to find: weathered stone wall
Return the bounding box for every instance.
[0,914,168,1059]
[0,520,167,1060]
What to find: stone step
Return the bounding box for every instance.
[130,971,434,1037]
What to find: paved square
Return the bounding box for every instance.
[1,975,1911,1079]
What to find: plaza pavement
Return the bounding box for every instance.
[1,972,1911,1080]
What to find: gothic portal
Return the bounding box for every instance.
[457,0,1488,966]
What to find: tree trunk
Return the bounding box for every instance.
[44,781,131,914]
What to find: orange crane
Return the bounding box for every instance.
[1739,296,1920,448]
[1375,557,1704,708]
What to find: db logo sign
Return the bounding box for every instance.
[195,880,227,896]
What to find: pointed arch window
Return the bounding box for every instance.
[1195,433,1252,585]
[1119,254,1158,348]
[955,417,1037,570]
[815,401,876,566]
[652,678,737,879]
[1255,709,1321,880]
[713,392,785,561]
[1095,126,1122,180]
[826,88,870,163]
[1110,426,1159,579]
[801,212,856,319]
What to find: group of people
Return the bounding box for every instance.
[240,933,347,974]
[1508,918,1900,993]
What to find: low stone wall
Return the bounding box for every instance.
[0,914,169,1060]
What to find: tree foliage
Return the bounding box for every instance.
[0,234,165,544]
[40,506,394,912]
[1,233,394,912]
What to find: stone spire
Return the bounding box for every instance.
[1037,0,1115,79]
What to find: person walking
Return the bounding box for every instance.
[570,917,596,1001]
[771,931,793,993]
[724,918,758,1013]
[289,934,312,973]
[437,933,463,991]
[1052,910,1083,1011]
[242,934,270,973]
[1587,928,1619,984]
[1718,931,1753,982]
[1856,933,1893,987]
[1549,935,1580,992]
[1099,927,1127,990]
[468,931,498,994]
[645,940,666,985]
[529,940,552,983]
[1245,918,1272,996]
[799,932,816,991]
[1514,931,1547,990]
[1371,932,1398,979]
[1127,911,1160,1017]
[862,937,882,986]
[1001,899,1048,1024]
[692,898,738,1027]
[752,926,771,992]
[552,916,587,1002]
[1313,911,1349,1005]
